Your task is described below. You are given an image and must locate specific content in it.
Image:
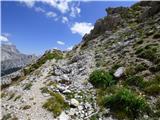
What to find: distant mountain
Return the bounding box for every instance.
[1,44,37,76]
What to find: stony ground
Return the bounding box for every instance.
[1,51,101,120]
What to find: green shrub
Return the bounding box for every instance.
[136,39,143,45]
[153,33,160,39]
[2,113,11,120]
[125,66,136,76]
[135,63,147,72]
[23,83,32,90]
[89,70,115,88]
[144,84,160,96]
[135,47,144,54]
[90,114,99,120]
[21,105,31,110]
[96,86,117,107]
[14,95,21,101]
[7,93,15,101]
[137,48,156,61]
[40,87,49,93]
[42,92,69,118]
[149,64,160,73]
[156,97,160,110]
[104,88,150,119]
[125,75,145,88]
[135,45,160,63]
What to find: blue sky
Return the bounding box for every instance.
[1,0,137,55]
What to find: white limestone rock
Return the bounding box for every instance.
[114,67,125,78]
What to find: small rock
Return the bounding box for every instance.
[42,93,50,97]
[68,108,76,116]
[114,67,125,78]
[78,105,83,111]
[70,99,79,107]
[63,90,71,94]
[58,112,69,120]
[60,74,69,81]
[57,85,66,92]
[143,114,149,119]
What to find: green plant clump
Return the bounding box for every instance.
[135,63,147,72]
[89,70,115,88]
[104,88,150,119]
[7,93,15,101]
[2,113,11,120]
[14,95,21,101]
[42,92,69,118]
[23,83,32,90]
[125,75,145,88]
[21,105,31,110]
[144,84,160,96]
[135,45,160,63]
[153,33,160,39]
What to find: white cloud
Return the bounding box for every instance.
[0,35,9,42]
[62,16,69,24]
[42,0,69,13]
[22,0,35,8]
[46,11,57,18]
[35,7,45,13]
[67,46,73,50]
[20,0,81,17]
[2,33,11,38]
[56,1,69,13]
[57,40,65,45]
[71,22,93,36]
[70,6,81,18]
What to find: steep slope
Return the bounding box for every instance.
[1,1,160,120]
[1,44,37,76]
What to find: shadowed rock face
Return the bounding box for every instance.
[1,44,37,76]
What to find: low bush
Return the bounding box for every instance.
[125,75,145,88]
[2,113,11,120]
[23,83,32,90]
[42,92,69,117]
[144,84,160,96]
[149,64,160,73]
[14,95,21,101]
[21,105,31,110]
[156,97,160,110]
[125,66,136,76]
[135,63,147,72]
[135,45,160,63]
[104,88,150,119]
[89,70,115,88]
[153,33,160,39]
[7,93,15,101]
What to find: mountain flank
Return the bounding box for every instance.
[1,1,160,120]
